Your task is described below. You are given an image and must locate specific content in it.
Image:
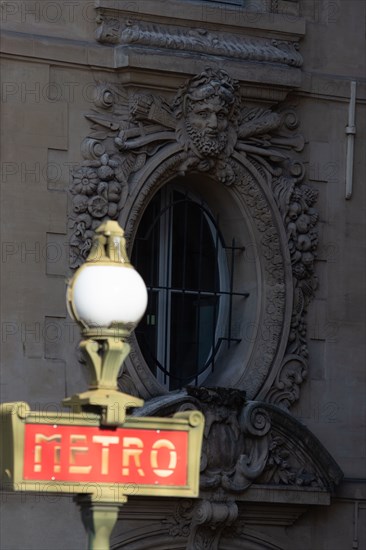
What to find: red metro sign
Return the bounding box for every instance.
[0,403,204,500]
[24,423,188,486]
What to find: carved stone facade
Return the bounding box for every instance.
[69,68,318,410]
[1,0,365,549]
[66,25,345,549]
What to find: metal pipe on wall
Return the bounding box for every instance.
[345,81,357,200]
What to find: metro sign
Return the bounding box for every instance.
[0,402,204,501]
[24,424,188,486]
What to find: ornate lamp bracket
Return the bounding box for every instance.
[63,337,143,425]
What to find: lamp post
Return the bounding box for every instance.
[64,220,148,549]
[0,221,204,550]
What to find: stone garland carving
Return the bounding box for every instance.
[241,108,318,405]
[69,68,319,408]
[258,433,323,487]
[95,16,303,69]
[264,148,319,406]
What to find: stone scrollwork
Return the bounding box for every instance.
[184,388,270,494]
[168,499,239,550]
[187,500,239,550]
[137,389,343,550]
[163,388,267,549]
[69,67,319,408]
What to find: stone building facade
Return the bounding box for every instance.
[0,1,365,549]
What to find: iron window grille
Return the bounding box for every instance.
[132,184,248,390]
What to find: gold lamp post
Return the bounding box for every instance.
[0,220,204,550]
[64,220,148,549]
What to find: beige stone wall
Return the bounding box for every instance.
[0,1,365,549]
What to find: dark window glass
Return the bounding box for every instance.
[132,185,224,390]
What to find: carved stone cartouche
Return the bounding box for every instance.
[69,68,319,409]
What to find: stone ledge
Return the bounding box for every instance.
[0,30,302,99]
[336,478,366,500]
[113,46,303,91]
[0,30,114,69]
[231,484,331,505]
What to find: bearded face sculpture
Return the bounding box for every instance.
[173,69,239,173]
[185,95,230,157]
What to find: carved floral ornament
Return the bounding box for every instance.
[69,68,319,410]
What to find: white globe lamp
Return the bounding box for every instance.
[67,221,147,336]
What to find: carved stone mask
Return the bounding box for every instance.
[185,96,230,156]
